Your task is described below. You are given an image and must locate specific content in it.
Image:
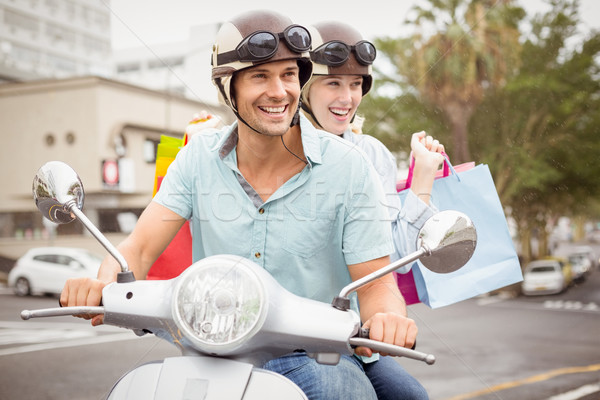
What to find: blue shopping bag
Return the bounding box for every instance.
[398,157,523,308]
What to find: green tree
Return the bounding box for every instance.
[367,0,524,163]
[470,0,600,260]
[360,0,600,261]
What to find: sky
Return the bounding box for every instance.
[108,0,600,51]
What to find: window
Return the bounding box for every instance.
[66,132,76,145]
[44,0,59,14]
[46,23,76,48]
[144,138,159,163]
[47,54,77,74]
[82,35,110,56]
[33,254,82,268]
[148,56,184,70]
[92,10,109,30]
[56,255,81,268]
[529,265,558,273]
[11,44,41,71]
[33,254,54,263]
[98,209,143,233]
[117,62,141,73]
[4,10,38,36]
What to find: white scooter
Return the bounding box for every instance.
[22,161,477,400]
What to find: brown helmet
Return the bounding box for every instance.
[211,10,313,111]
[306,21,376,96]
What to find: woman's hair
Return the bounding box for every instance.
[350,114,365,135]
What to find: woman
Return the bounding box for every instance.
[302,21,445,265]
[301,21,445,400]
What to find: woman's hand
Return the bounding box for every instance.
[186,111,222,137]
[409,131,445,205]
[411,131,445,172]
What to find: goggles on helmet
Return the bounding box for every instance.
[310,40,376,67]
[217,25,311,65]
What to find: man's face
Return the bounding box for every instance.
[232,60,301,136]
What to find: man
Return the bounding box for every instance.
[61,10,422,400]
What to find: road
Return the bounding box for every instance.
[0,255,599,399]
[406,238,600,400]
[406,266,600,400]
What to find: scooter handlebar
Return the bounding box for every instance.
[21,306,105,320]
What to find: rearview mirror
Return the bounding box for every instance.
[32,161,84,224]
[32,161,132,279]
[417,210,477,274]
[335,210,477,307]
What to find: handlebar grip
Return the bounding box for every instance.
[358,327,417,350]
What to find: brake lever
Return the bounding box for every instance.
[21,306,105,320]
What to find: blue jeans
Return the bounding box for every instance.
[363,355,429,400]
[262,352,428,400]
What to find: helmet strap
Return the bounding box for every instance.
[235,107,304,134]
[234,109,307,165]
[215,78,231,108]
[290,99,302,127]
[234,110,263,136]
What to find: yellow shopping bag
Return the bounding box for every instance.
[152,135,184,196]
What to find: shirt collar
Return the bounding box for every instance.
[298,113,322,166]
[216,121,239,160]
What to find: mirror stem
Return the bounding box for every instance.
[67,201,130,274]
[336,246,429,304]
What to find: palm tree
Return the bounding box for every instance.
[380,0,523,163]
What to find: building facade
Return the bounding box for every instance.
[0,76,232,261]
[112,23,220,104]
[0,0,112,82]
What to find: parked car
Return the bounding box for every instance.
[567,252,592,282]
[586,229,600,244]
[569,245,598,271]
[7,247,102,296]
[521,257,572,296]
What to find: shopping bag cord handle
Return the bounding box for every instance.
[405,151,459,189]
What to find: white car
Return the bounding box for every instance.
[521,260,567,296]
[568,253,591,281]
[7,247,102,296]
[570,246,598,271]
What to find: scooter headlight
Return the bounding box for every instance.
[172,255,266,354]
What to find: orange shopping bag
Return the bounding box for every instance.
[147,134,192,280]
[147,115,220,280]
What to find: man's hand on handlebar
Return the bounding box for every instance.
[60,277,106,326]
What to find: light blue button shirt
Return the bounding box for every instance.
[153,114,393,310]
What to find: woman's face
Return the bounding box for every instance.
[307,75,363,135]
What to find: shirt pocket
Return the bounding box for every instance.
[283,205,337,258]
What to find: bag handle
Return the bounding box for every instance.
[405,151,458,189]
